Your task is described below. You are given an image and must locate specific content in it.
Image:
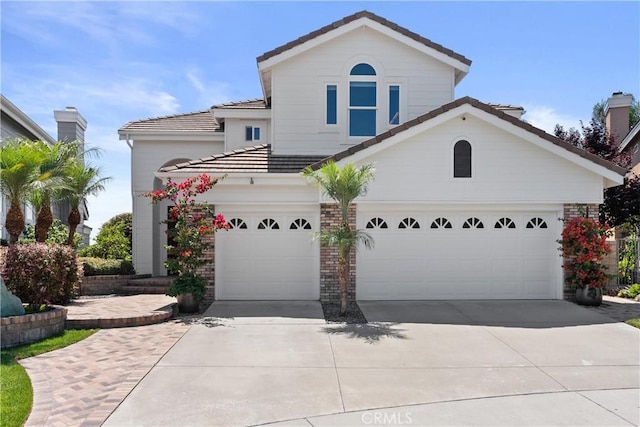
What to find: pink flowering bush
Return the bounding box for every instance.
[145,174,228,300]
[1,243,81,308]
[559,217,613,290]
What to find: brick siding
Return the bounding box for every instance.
[190,205,216,302]
[319,203,356,303]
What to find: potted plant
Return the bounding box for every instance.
[145,174,228,313]
[558,216,613,306]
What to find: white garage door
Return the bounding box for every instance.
[215,206,319,300]
[356,209,559,300]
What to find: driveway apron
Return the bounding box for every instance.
[104,300,640,427]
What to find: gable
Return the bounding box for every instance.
[356,115,610,204]
[316,97,625,189]
[258,11,471,100]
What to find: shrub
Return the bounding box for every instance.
[1,243,81,308]
[79,222,131,261]
[20,219,83,249]
[79,257,135,276]
[102,213,132,247]
[618,283,640,299]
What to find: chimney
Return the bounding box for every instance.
[605,92,632,145]
[54,106,87,149]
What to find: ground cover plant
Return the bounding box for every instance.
[0,329,97,427]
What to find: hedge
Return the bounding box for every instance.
[79,257,135,276]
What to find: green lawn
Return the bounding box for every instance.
[1,329,97,427]
[625,318,640,329]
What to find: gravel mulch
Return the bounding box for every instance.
[322,302,368,324]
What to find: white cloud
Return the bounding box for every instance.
[2,2,202,51]
[184,67,233,107]
[524,105,582,135]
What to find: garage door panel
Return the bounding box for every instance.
[216,208,319,300]
[357,210,557,300]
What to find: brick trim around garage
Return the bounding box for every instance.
[320,203,357,303]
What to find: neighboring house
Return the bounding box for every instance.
[606,91,639,176]
[120,11,625,302]
[0,95,92,245]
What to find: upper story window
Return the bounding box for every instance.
[453,140,472,178]
[326,85,337,125]
[245,126,261,142]
[349,63,377,137]
[389,85,400,125]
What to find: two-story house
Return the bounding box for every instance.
[119,11,625,302]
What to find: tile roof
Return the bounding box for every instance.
[119,110,219,132]
[211,99,268,109]
[159,144,325,174]
[308,96,627,176]
[487,103,525,111]
[257,10,471,67]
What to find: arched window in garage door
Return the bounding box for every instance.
[430,217,452,229]
[462,217,484,229]
[366,217,388,229]
[257,218,280,230]
[494,217,516,229]
[290,218,312,230]
[398,217,420,229]
[526,217,548,229]
[228,218,248,230]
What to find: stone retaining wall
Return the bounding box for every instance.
[1,306,67,349]
[80,275,143,295]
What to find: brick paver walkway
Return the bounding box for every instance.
[20,320,190,426]
[66,295,176,329]
[585,295,640,322]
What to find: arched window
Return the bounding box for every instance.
[398,218,420,229]
[349,63,377,137]
[526,218,548,229]
[289,218,312,230]
[430,218,452,229]
[454,140,472,178]
[494,217,516,229]
[366,217,388,229]
[257,218,279,230]
[228,218,248,230]
[462,217,484,229]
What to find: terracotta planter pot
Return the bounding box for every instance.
[575,287,603,306]
[176,293,200,313]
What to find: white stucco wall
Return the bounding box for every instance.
[270,26,456,155]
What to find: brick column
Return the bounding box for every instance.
[192,205,215,302]
[561,203,603,300]
[319,203,357,303]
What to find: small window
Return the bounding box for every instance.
[454,140,472,178]
[526,218,548,229]
[494,217,516,229]
[350,63,376,76]
[462,217,484,229]
[245,126,261,142]
[398,217,420,229]
[389,85,400,125]
[290,218,312,230]
[366,217,388,229]
[257,218,279,230]
[430,218,452,229]
[228,218,248,230]
[326,85,337,125]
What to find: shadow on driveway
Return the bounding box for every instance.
[357,300,623,329]
[322,322,409,343]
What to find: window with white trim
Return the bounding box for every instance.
[349,63,377,137]
[366,217,388,229]
[257,218,279,230]
[388,85,400,125]
[245,126,261,142]
[326,84,337,125]
[453,140,472,178]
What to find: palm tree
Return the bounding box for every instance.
[61,162,110,246]
[303,161,375,315]
[0,138,45,244]
[30,141,81,242]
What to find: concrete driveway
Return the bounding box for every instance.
[104,300,640,426]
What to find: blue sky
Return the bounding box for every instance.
[2,1,639,238]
